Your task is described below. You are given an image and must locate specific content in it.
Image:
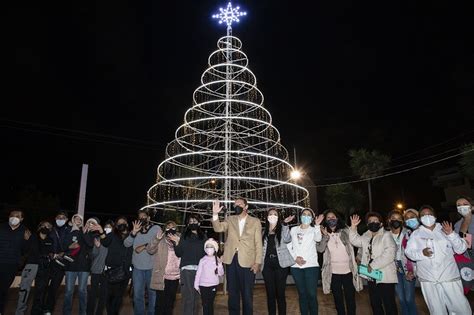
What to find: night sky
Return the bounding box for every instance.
[2,0,474,218]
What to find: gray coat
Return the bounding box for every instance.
[317,228,363,294]
[262,225,294,269]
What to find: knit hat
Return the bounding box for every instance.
[204,238,219,252]
[404,208,419,217]
[71,214,84,231]
[86,217,100,225]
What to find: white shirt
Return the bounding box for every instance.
[405,223,467,282]
[391,231,403,261]
[238,215,247,237]
[287,225,322,268]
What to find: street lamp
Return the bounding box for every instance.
[396,203,404,210]
[290,169,302,180]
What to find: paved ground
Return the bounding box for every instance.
[6,283,474,314]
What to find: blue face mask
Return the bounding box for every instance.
[301,215,312,225]
[405,218,419,230]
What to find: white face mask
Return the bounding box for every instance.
[457,205,471,217]
[420,215,436,227]
[9,217,20,226]
[205,247,215,256]
[56,219,66,227]
[267,215,278,225]
[104,227,113,234]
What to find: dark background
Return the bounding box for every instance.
[2,0,474,221]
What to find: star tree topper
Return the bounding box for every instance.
[212,2,247,29]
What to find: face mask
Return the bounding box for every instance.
[39,227,51,235]
[405,218,419,230]
[9,217,20,226]
[139,218,148,225]
[166,228,176,235]
[367,222,381,232]
[104,227,112,234]
[390,220,403,229]
[205,248,215,256]
[326,219,338,228]
[420,215,436,227]
[56,219,66,227]
[117,223,128,231]
[234,205,244,215]
[301,215,312,225]
[188,223,199,231]
[267,215,278,225]
[457,205,471,217]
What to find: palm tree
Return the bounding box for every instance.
[349,149,391,211]
[325,184,364,219]
[460,143,474,179]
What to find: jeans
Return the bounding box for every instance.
[262,257,289,315]
[200,285,218,315]
[63,271,89,315]
[291,267,319,315]
[132,268,155,315]
[155,279,179,315]
[368,281,398,315]
[180,269,200,315]
[331,273,356,315]
[395,268,418,315]
[227,254,256,315]
[15,263,38,315]
[87,273,107,315]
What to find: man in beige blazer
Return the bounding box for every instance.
[212,198,263,315]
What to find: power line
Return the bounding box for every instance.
[307,147,474,188]
[391,129,474,161]
[314,145,466,183]
[0,124,162,151]
[0,118,162,146]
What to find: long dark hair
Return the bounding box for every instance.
[262,208,282,245]
[322,210,346,233]
[184,214,205,240]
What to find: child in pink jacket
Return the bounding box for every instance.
[194,238,224,315]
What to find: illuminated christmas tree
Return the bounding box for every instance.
[142,2,309,226]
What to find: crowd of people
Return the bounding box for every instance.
[0,196,473,315]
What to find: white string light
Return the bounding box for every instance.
[141,4,309,222]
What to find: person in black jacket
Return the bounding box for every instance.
[62,214,93,315]
[15,221,53,315]
[43,210,69,314]
[174,214,207,315]
[96,216,133,315]
[0,209,31,314]
[29,222,55,315]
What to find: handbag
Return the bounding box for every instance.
[104,265,129,284]
[358,264,383,281]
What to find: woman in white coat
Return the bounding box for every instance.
[405,205,472,315]
[349,212,398,315]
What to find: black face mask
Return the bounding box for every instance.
[139,218,148,225]
[166,228,177,235]
[39,227,51,235]
[117,224,128,232]
[188,223,199,231]
[234,205,244,215]
[367,222,381,232]
[390,220,403,229]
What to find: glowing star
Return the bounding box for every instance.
[212,2,247,27]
